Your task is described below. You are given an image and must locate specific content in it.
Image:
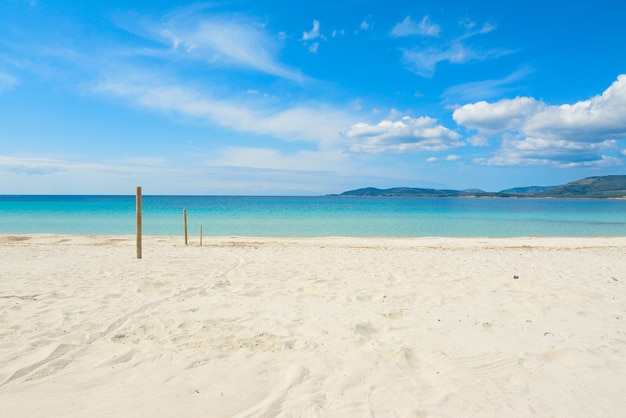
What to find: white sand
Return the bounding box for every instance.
[1,234,625,417]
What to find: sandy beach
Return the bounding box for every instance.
[1,234,625,417]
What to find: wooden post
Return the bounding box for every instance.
[183,209,188,246]
[200,224,203,247]
[136,186,142,259]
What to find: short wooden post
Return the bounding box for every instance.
[183,209,188,246]
[200,224,203,247]
[136,186,142,259]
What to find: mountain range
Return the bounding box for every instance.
[336,175,626,199]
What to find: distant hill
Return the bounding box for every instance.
[339,187,466,197]
[499,186,558,195]
[335,175,626,198]
[536,175,626,198]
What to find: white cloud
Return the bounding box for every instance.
[360,20,371,31]
[344,116,463,153]
[426,157,437,163]
[524,75,626,142]
[446,154,461,161]
[391,16,440,37]
[301,20,326,52]
[302,20,321,40]
[453,96,542,133]
[455,74,626,166]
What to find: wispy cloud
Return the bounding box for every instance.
[0,155,65,175]
[344,115,463,153]
[442,67,532,103]
[400,46,463,78]
[128,7,305,82]
[395,18,503,78]
[457,21,496,40]
[391,16,440,37]
[454,74,626,167]
[0,155,176,181]
[302,20,321,40]
[426,154,461,163]
[353,17,372,34]
[401,42,506,78]
[90,72,357,146]
[0,154,365,195]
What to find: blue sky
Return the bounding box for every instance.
[1,0,626,194]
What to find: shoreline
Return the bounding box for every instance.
[1,234,625,416]
[4,232,626,241]
[3,234,626,254]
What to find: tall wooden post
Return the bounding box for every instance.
[200,224,203,247]
[136,186,142,259]
[183,209,188,246]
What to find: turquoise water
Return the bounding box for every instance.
[1,195,625,237]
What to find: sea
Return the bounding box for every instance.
[1,195,626,237]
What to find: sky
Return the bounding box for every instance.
[1,0,626,195]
